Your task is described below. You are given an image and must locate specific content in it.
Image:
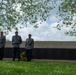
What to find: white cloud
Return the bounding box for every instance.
[6,21,76,41]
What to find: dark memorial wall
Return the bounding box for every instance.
[4,48,76,60]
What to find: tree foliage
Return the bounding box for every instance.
[0,0,76,36]
[56,0,76,36]
[0,0,56,32]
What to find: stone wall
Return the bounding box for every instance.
[4,41,76,60]
[6,41,76,48]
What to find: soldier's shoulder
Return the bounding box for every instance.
[18,35,21,37]
[3,36,6,38]
[31,38,34,40]
[12,35,15,38]
[12,35,15,37]
[3,36,5,37]
[26,38,29,40]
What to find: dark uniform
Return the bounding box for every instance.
[25,34,34,61]
[12,31,22,61]
[0,32,6,60]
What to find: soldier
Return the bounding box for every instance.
[0,31,6,60]
[25,34,34,61]
[12,31,22,61]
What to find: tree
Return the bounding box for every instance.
[56,0,76,36]
[0,0,76,36]
[0,0,56,32]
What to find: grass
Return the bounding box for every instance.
[0,61,76,75]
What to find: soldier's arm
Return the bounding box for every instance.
[25,39,27,47]
[20,36,22,44]
[32,39,34,48]
[4,36,6,47]
[12,36,14,45]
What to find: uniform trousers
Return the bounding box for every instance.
[0,47,4,60]
[26,49,32,61]
[13,47,20,61]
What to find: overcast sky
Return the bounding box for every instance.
[6,1,76,41]
[6,20,76,41]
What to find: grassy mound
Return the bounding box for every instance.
[0,61,76,75]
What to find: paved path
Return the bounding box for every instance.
[2,58,76,63]
[32,59,76,63]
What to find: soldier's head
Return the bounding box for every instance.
[28,34,31,38]
[0,31,3,36]
[15,31,18,35]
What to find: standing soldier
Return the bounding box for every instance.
[25,34,34,61]
[12,31,22,61]
[0,31,6,60]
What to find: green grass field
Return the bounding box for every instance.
[0,61,76,75]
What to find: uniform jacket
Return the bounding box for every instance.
[12,35,22,47]
[0,36,6,48]
[25,38,34,49]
